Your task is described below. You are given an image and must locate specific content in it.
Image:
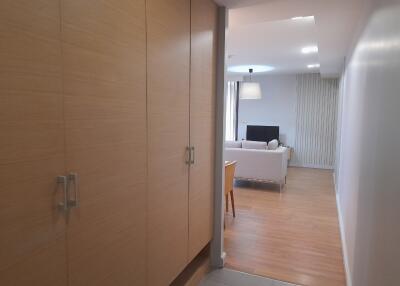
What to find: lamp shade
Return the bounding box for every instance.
[239,82,262,99]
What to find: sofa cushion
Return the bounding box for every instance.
[268,139,279,150]
[242,140,267,150]
[225,141,242,148]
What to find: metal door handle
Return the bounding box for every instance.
[190,146,195,165]
[185,147,191,165]
[67,172,79,208]
[57,176,68,211]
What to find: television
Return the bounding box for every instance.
[246,125,279,143]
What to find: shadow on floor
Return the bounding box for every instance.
[234,179,281,192]
[200,268,298,286]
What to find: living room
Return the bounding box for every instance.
[221,2,346,286]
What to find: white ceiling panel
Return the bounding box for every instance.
[227,18,319,75]
[222,0,365,77]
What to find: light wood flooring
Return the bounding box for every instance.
[224,167,346,286]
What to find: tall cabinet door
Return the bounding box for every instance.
[188,0,218,260]
[61,0,147,285]
[146,0,191,285]
[0,1,67,285]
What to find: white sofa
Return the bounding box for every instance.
[225,141,288,190]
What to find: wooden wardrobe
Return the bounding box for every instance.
[147,0,217,284]
[0,0,217,285]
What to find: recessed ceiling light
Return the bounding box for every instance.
[307,64,320,69]
[302,46,319,54]
[228,65,275,73]
[291,16,314,21]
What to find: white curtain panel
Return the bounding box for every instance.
[225,81,237,141]
[293,74,339,169]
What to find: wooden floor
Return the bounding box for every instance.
[224,167,346,286]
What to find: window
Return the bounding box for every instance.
[225,81,238,141]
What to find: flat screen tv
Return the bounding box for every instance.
[246,125,279,143]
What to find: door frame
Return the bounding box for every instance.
[210,5,227,269]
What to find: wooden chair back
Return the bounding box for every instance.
[224,161,237,195]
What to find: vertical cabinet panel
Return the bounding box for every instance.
[61,0,147,285]
[0,1,67,285]
[188,0,218,260]
[146,0,191,285]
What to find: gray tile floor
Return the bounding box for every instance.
[199,268,298,286]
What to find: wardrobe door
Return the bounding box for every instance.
[61,0,147,285]
[146,0,191,285]
[188,0,218,260]
[0,1,67,285]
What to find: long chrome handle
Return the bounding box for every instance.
[185,147,191,165]
[190,146,195,165]
[57,175,68,212]
[67,172,79,208]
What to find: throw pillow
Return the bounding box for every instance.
[268,139,279,150]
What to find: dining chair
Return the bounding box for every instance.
[225,161,237,217]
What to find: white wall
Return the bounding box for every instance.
[237,74,297,145]
[335,0,400,285]
[335,67,346,185]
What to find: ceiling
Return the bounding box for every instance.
[216,0,365,77]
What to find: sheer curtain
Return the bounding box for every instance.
[225,81,238,141]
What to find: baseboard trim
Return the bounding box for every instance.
[333,172,337,193]
[221,251,226,267]
[289,162,334,170]
[335,192,352,286]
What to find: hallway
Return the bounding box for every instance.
[224,167,346,286]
